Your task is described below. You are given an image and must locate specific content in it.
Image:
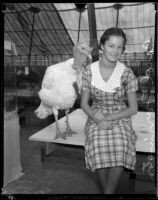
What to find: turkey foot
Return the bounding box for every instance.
[54,130,66,140]
[54,126,66,139]
[64,109,78,137]
[54,112,66,140]
[63,125,78,137]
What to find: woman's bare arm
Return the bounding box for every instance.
[105,92,138,121]
[80,90,102,123]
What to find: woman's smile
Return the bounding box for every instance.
[101,36,124,63]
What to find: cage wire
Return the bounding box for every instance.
[4,55,155,114]
[4,54,73,106]
[4,56,18,121]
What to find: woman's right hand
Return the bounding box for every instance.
[93,111,105,126]
[93,111,112,130]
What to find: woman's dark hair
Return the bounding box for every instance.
[100,27,127,52]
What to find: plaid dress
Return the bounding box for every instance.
[81,60,138,172]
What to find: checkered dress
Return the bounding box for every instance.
[81,61,138,172]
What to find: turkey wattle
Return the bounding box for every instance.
[34,43,92,139]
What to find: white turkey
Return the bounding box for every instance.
[35,43,92,139]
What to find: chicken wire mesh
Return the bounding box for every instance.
[4,50,155,114]
[4,56,18,120]
[10,54,72,101]
[5,52,155,88]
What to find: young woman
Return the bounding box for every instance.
[81,27,138,194]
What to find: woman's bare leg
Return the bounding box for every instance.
[95,168,109,193]
[104,166,124,194]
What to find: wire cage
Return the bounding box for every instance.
[118,51,155,111]
[4,56,18,121]
[4,51,155,116]
[4,54,73,126]
[9,54,72,103]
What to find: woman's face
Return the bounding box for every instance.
[101,35,124,63]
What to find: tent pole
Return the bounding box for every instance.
[77,11,81,42]
[116,8,119,28]
[87,3,99,62]
[28,12,36,72]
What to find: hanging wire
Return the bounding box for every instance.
[113,3,124,28]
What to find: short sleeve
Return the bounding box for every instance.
[81,66,92,91]
[124,67,138,93]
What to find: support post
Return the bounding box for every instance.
[87,3,99,62]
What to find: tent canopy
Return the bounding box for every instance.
[4,3,156,57]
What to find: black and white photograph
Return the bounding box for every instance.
[2,2,157,198]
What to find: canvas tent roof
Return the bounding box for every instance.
[4,3,156,57]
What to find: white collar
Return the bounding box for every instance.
[91,61,125,93]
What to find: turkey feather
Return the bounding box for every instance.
[38,58,77,109]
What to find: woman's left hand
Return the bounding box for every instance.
[98,119,112,130]
[103,114,110,121]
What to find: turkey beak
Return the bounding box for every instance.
[88,54,92,60]
[72,65,80,73]
[87,54,92,64]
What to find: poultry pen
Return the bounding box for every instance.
[6,50,155,128]
[2,2,156,195]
